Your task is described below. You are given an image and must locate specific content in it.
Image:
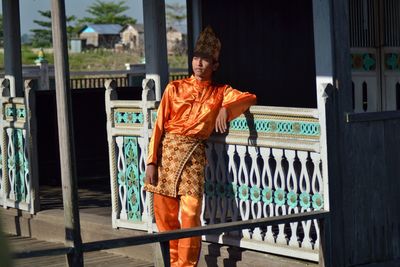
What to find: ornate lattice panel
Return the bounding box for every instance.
[0,81,38,213]
[6,128,29,202]
[203,143,323,260]
[116,136,144,222]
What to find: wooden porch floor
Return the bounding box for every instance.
[8,235,153,267]
[4,179,155,266]
[39,177,112,211]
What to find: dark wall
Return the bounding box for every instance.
[201,0,317,108]
[36,87,142,185]
[340,119,400,265]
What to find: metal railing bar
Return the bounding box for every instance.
[13,246,74,259]
[12,210,329,259]
[12,210,327,259]
[82,210,328,252]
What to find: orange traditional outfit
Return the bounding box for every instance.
[144,26,256,267]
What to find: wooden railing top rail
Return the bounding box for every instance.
[1,67,188,79]
[13,210,328,262]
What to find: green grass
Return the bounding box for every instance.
[168,55,188,69]
[22,46,51,65]
[0,47,188,72]
[69,50,143,72]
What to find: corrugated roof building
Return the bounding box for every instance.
[79,24,123,48]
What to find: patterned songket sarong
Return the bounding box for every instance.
[145,132,206,266]
[144,132,206,198]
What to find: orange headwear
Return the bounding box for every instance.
[194,26,221,61]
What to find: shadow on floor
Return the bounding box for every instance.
[39,176,111,210]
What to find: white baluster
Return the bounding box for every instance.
[227,144,239,223]
[313,218,320,250]
[23,130,30,204]
[205,142,217,225]
[260,147,272,189]
[215,143,228,223]
[286,150,299,247]
[237,145,250,239]
[298,151,311,193]
[288,206,299,247]
[298,151,313,249]
[311,152,323,196]
[301,214,313,249]
[7,128,15,200]
[260,147,274,242]
[116,137,127,220]
[201,160,208,226]
[285,150,297,193]
[138,137,147,220]
[248,146,262,241]
[310,152,323,248]
[275,205,287,245]
[272,148,287,245]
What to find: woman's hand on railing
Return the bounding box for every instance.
[145,164,158,186]
[215,107,228,133]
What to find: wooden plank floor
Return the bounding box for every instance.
[8,235,154,267]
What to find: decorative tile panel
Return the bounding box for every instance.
[351,53,376,71]
[114,108,143,126]
[385,53,400,71]
[4,104,26,122]
[229,116,320,139]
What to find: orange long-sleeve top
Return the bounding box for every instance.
[147,75,257,165]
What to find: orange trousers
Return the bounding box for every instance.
[153,193,202,267]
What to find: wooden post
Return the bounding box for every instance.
[186,0,202,72]
[50,0,83,266]
[104,79,119,228]
[318,0,353,266]
[24,80,40,213]
[2,0,23,97]
[143,0,169,100]
[0,79,10,207]
[311,1,335,265]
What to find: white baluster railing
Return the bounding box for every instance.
[104,80,326,261]
[105,79,156,230]
[202,106,324,261]
[0,79,39,213]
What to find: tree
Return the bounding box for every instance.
[30,10,76,48]
[166,3,186,28]
[79,0,136,25]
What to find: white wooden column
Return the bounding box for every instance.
[2,0,23,97]
[143,0,169,100]
[312,0,334,212]
[312,1,334,266]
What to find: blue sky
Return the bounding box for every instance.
[1,0,185,35]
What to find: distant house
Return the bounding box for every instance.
[120,24,144,53]
[79,24,122,49]
[166,26,186,55]
[119,25,185,55]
